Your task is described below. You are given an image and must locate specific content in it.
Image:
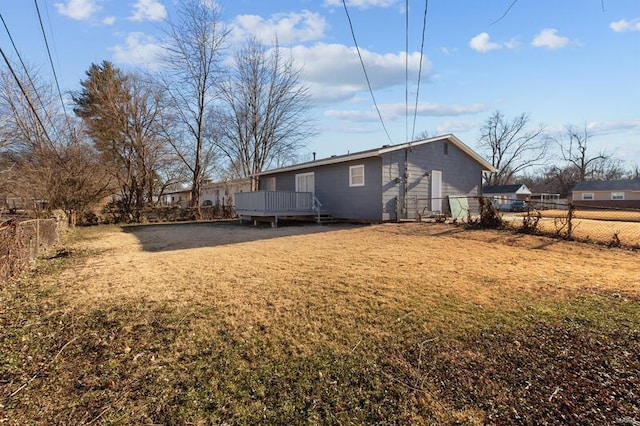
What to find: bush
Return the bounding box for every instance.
[520,210,542,234]
[466,197,505,229]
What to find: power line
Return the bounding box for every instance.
[411,0,429,141]
[33,0,73,137]
[490,0,518,26]
[0,12,59,137]
[341,0,393,145]
[0,45,56,148]
[405,0,409,142]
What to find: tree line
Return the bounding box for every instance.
[478,111,639,197]
[1,0,637,223]
[0,0,314,223]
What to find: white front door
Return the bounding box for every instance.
[295,172,314,195]
[431,170,442,213]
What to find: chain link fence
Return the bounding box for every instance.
[404,195,640,249]
[0,218,60,281]
[510,201,640,248]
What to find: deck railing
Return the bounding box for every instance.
[235,191,315,215]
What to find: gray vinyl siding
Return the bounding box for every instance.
[257,137,485,222]
[259,157,383,221]
[381,139,483,220]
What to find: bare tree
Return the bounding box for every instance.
[0,63,113,224]
[479,111,548,186]
[74,62,173,219]
[558,125,620,182]
[159,0,228,217]
[628,164,640,179]
[215,38,315,190]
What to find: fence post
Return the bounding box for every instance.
[36,219,40,257]
[566,202,574,239]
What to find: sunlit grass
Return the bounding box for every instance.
[2,223,638,424]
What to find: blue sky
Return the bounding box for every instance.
[1,0,639,169]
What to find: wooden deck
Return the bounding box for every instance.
[235,191,328,226]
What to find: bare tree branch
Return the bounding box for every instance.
[216,38,315,190]
[478,111,548,186]
[158,0,229,217]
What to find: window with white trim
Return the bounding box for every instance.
[349,165,365,187]
[295,172,314,193]
[581,193,594,200]
[611,192,625,200]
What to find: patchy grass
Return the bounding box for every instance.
[1,223,639,424]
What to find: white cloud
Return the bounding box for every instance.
[110,32,165,70]
[610,18,640,33]
[290,43,431,103]
[504,38,521,50]
[55,0,99,20]
[102,16,115,25]
[385,102,486,118]
[325,110,379,122]
[586,119,640,135]
[441,47,456,56]
[531,28,569,49]
[469,33,502,53]
[323,0,397,9]
[326,103,485,123]
[130,0,167,22]
[436,120,480,134]
[231,10,327,45]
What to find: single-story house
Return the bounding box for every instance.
[572,179,640,209]
[160,178,252,208]
[201,178,251,207]
[482,184,532,206]
[235,134,495,223]
[160,186,191,207]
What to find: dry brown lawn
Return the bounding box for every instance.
[541,208,640,222]
[504,209,640,247]
[62,222,639,313]
[3,221,639,424]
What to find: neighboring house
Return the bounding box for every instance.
[201,178,251,207]
[572,179,640,209]
[160,186,192,207]
[160,179,252,208]
[236,134,495,223]
[482,184,532,206]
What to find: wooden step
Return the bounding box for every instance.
[316,213,334,223]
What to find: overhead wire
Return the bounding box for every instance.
[411,0,429,141]
[341,0,393,145]
[0,45,56,148]
[405,0,409,142]
[490,0,518,26]
[0,12,59,137]
[33,0,74,139]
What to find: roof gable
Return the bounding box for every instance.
[256,134,496,176]
[483,184,531,194]
[573,179,640,192]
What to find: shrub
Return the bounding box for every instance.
[466,197,505,229]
